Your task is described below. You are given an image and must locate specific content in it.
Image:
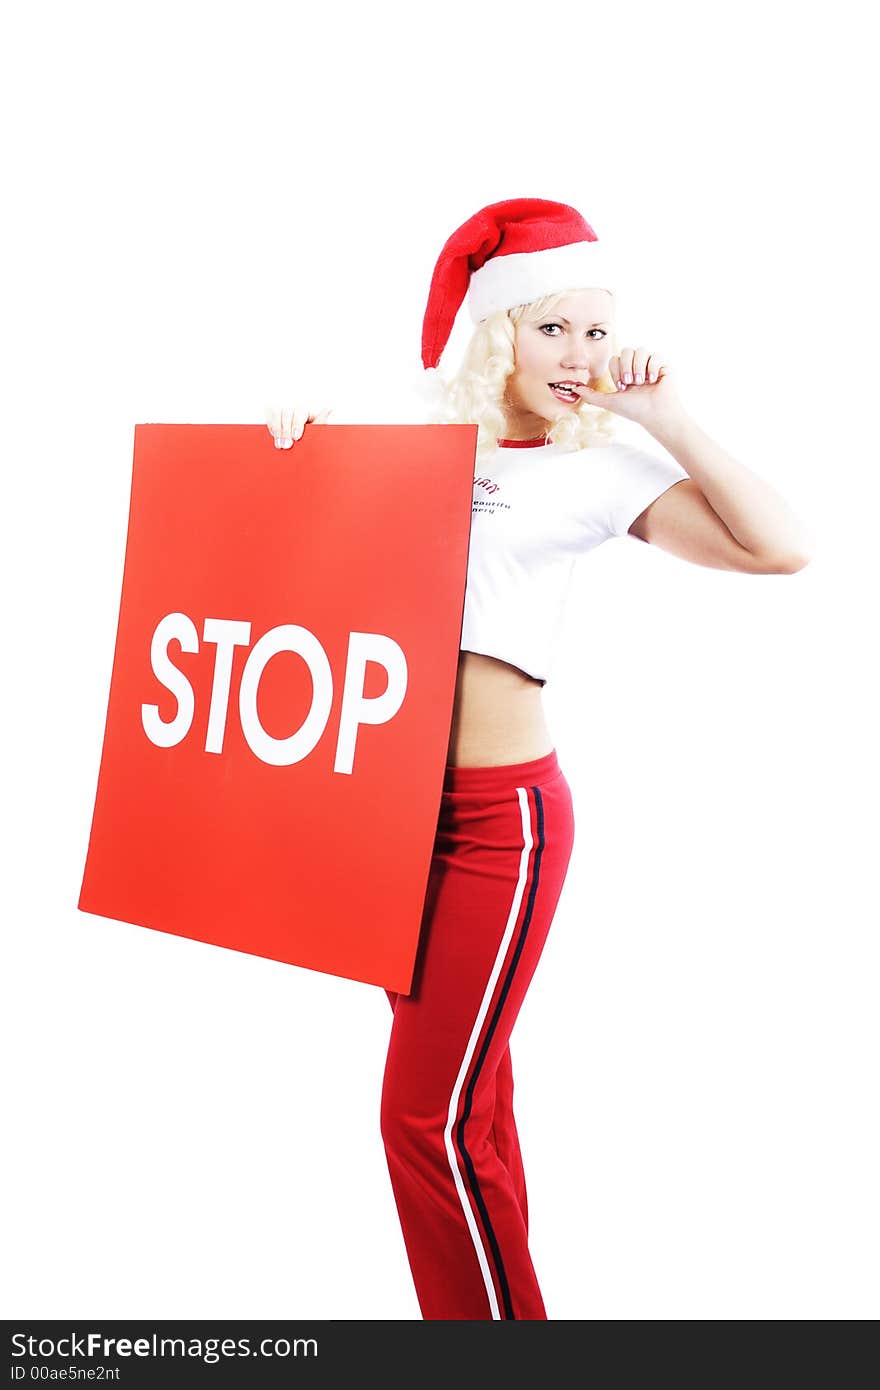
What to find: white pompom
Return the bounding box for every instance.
[407,363,449,409]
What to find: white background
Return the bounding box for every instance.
[3,0,877,1321]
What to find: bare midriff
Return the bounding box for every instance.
[444,650,555,768]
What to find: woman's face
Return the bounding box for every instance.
[502,287,616,437]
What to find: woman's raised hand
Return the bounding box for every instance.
[265,404,334,450]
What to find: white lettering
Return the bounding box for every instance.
[239,623,333,767]
[141,614,407,770]
[141,612,199,747]
[336,632,408,775]
[203,617,252,754]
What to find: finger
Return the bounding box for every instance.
[278,407,296,446]
[578,375,620,401]
[586,373,617,395]
[619,348,635,384]
[645,354,664,384]
[610,358,628,391]
[632,346,650,384]
[291,407,307,442]
[266,406,292,449]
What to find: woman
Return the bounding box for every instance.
[266,198,812,1320]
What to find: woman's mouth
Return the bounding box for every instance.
[548,382,583,403]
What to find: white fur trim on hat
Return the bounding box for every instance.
[467,240,617,323]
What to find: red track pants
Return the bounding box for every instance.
[381,749,575,1319]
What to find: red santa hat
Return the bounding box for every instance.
[421,197,617,371]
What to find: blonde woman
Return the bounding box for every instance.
[266,198,811,1320]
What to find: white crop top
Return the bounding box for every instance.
[460,434,689,685]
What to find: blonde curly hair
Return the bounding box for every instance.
[423,289,618,462]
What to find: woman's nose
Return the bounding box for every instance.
[560,346,592,369]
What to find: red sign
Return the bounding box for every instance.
[78,422,477,992]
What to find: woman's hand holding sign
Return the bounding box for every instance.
[265,404,334,449]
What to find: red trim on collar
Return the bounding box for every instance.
[498,436,552,448]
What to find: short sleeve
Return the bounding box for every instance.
[603,442,689,538]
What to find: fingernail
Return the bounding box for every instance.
[635,373,643,384]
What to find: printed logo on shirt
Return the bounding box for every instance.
[473,474,511,516]
[474,473,500,496]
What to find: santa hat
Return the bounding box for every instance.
[421,197,617,371]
